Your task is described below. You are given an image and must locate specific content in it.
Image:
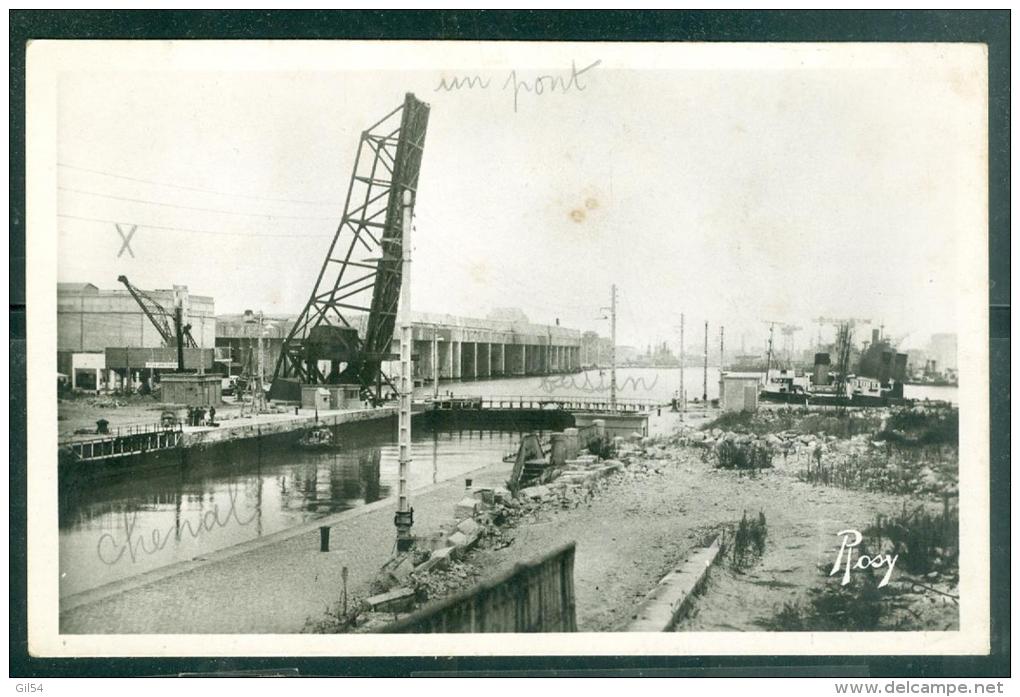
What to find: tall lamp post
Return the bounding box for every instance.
[394,189,415,551]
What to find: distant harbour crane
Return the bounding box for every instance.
[117,274,196,373]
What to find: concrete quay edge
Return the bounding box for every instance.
[624,537,722,632]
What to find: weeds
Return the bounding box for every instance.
[877,408,958,448]
[587,437,615,461]
[866,498,959,576]
[798,447,957,497]
[702,409,882,439]
[715,440,773,471]
[760,553,885,631]
[729,510,767,569]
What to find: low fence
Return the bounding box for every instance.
[376,541,578,633]
[481,396,659,413]
[426,395,659,414]
[62,424,184,462]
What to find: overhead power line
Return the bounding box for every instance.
[58,185,338,221]
[57,162,342,207]
[57,213,328,239]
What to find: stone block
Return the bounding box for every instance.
[456,517,480,537]
[365,586,416,613]
[414,545,455,574]
[454,496,481,520]
[472,487,495,505]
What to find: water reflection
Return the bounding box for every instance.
[58,425,530,598]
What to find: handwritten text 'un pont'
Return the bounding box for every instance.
[434,59,602,112]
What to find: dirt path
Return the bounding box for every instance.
[465,443,920,632]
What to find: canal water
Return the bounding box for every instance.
[58,367,956,599]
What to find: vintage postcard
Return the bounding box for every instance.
[24,39,989,657]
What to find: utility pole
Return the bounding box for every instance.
[255,311,267,413]
[719,325,725,371]
[680,313,685,413]
[610,284,617,410]
[432,326,440,400]
[394,190,414,551]
[702,321,708,402]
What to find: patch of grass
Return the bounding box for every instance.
[702,408,882,439]
[798,447,957,496]
[703,411,755,432]
[878,408,958,448]
[729,510,767,569]
[588,437,615,460]
[715,440,773,471]
[760,556,886,631]
[796,413,882,438]
[303,594,364,634]
[866,498,959,576]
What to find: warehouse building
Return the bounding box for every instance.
[57,281,216,391]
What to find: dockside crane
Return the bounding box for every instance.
[117,274,197,372]
[762,320,802,368]
[270,93,430,404]
[832,322,855,409]
[814,316,871,348]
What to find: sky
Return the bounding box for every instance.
[54,42,986,352]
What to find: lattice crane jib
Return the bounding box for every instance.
[116,275,198,349]
[271,94,430,402]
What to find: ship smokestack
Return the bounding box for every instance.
[813,352,831,386]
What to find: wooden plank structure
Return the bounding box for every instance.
[376,541,577,633]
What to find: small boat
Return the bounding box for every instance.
[297,425,339,451]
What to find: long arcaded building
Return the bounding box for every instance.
[215,310,583,383]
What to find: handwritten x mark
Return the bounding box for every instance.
[116,224,137,258]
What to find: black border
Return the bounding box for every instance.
[8,9,1010,678]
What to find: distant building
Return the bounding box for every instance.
[57,281,215,391]
[58,281,215,351]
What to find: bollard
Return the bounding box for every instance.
[320,526,330,552]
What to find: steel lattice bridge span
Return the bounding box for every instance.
[426,395,659,414]
[420,394,656,439]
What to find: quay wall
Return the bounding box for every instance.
[182,407,397,448]
[60,407,398,476]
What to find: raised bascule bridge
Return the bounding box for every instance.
[268,93,586,403]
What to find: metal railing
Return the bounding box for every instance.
[481,396,659,413]
[62,423,184,462]
[377,541,577,633]
[427,395,660,413]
